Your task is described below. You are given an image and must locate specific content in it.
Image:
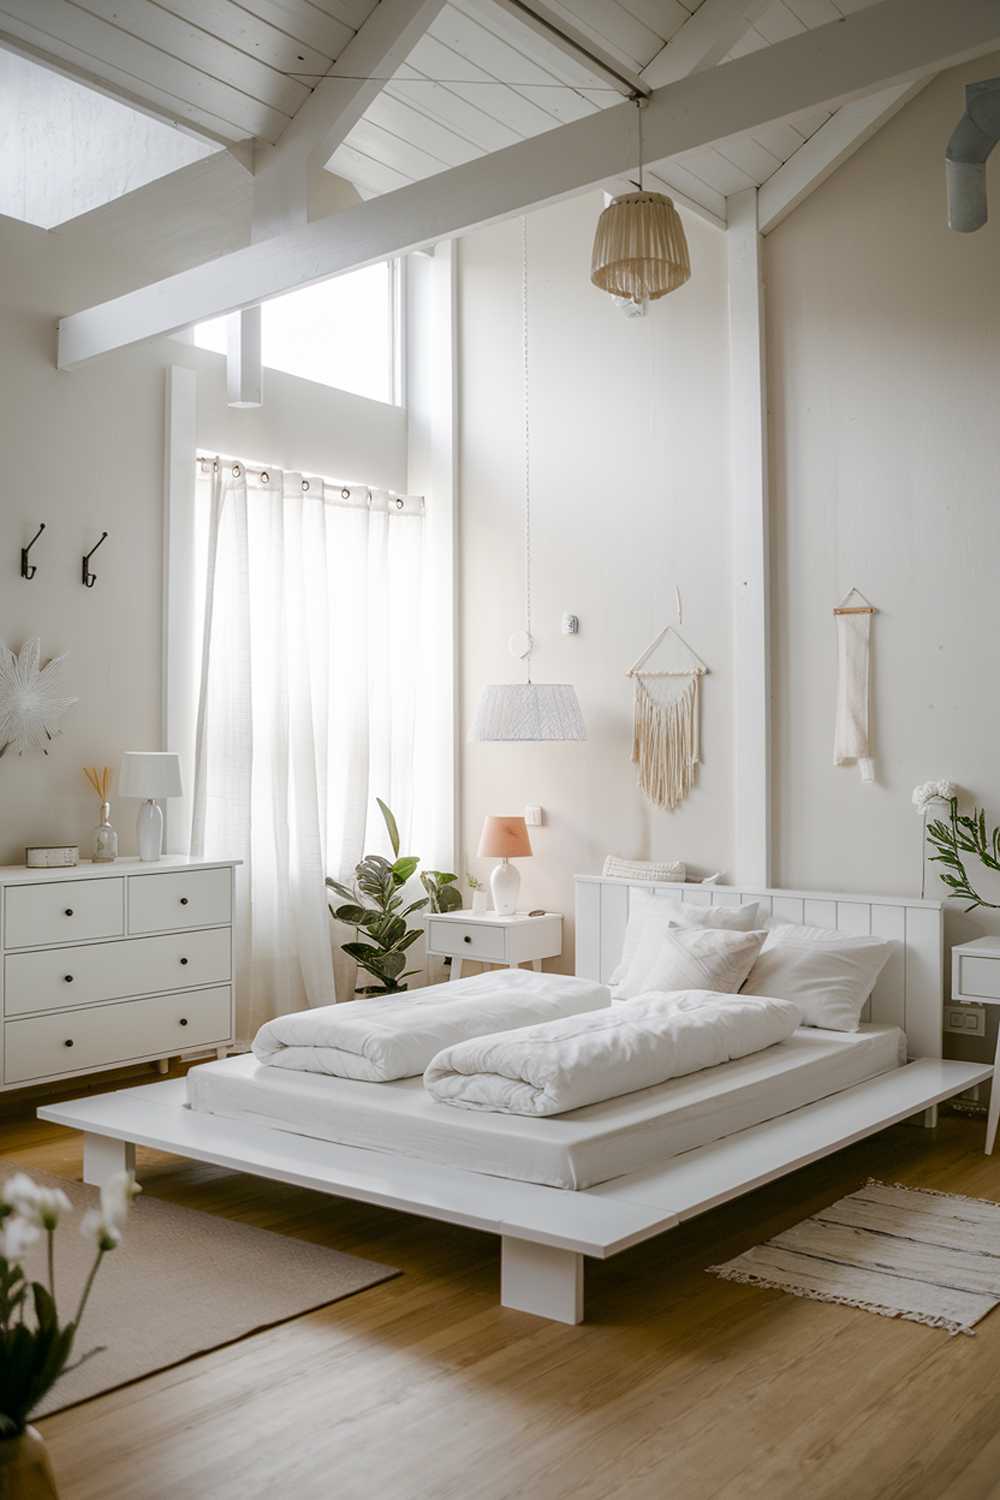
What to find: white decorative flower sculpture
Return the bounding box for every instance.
[912,779,956,816]
[0,639,77,757]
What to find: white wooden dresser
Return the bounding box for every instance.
[0,856,238,1092]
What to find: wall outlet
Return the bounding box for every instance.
[524,804,543,827]
[944,1004,987,1037]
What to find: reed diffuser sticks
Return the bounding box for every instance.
[83,765,111,800]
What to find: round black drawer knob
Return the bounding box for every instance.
[179,957,189,966]
[179,1017,188,1027]
[64,908,74,917]
[63,1039,74,1048]
[179,897,189,906]
[463,935,472,944]
[63,975,73,983]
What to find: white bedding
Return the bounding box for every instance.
[251,968,609,1082]
[424,990,801,1116]
[188,1024,906,1190]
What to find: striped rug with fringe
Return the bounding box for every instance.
[710,1180,1000,1336]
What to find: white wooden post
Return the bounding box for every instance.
[727,188,770,886]
[226,305,262,408]
[83,1134,136,1188]
[501,1238,584,1324]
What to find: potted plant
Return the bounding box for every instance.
[0,1171,139,1497]
[326,801,460,996]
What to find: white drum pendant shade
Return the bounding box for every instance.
[472,683,586,742]
[591,191,691,303]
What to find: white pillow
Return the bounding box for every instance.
[616,925,767,1001]
[609,892,760,985]
[741,923,894,1032]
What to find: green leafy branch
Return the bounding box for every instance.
[926,797,1000,912]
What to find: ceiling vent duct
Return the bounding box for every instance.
[946,76,1000,232]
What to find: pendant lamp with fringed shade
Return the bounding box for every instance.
[591,101,691,305]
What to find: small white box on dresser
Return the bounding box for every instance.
[0,856,239,1091]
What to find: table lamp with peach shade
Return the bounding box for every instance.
[478,815,532,916]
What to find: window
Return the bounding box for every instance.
[194,262,397,405]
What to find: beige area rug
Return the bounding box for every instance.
[710,1179,1000,1336]
[2,1166,397,1417]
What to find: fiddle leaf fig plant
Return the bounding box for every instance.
[326,799,459,995]
[420,870,463,914]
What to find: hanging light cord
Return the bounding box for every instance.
[522,216,532,671]
[636,97,644,191]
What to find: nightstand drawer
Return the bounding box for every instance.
[956,955,1000,1001]
[4,928,232,1017]
[427,919,507,963]
[4,879,124,949]
[3,986,232,1085]
[128,867,231,934]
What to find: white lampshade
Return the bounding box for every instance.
[118,751,183,800]
[471,684,586,742]
[591,191,691,304]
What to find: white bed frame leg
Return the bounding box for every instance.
[83,1134,136,1187]
[500,1237,584,1324]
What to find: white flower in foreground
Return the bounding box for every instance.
[2,1173,72,1230]
[912,780,956,815]
[1,1215,41,1263]
[100,1172,141,1233]
[81,1172,140,1252]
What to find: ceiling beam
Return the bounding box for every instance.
[488,0,648,97]
[252,0,445,239]
[57,0,1000,369]
[642,0,774,88]
[757,78,930,233]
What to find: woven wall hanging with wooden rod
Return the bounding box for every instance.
[626,624,709,811]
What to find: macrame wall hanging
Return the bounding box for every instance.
[833,587,878,783]
[626,622,708,811]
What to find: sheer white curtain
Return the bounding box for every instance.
[190,459,425,1035]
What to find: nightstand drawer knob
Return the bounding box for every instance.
[179,896,189,906]
[179,957,189,965]
[464,935,472,944]
[63,974,73,983]
[63,1038,74,1048]
[179,1017,188,1027]
[64,908,74,917]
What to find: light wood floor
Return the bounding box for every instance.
[7,1104,1000,1500]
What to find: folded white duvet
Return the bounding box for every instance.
[251,968,610,1082]
[423,989,802,1116]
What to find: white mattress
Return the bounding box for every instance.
[186,1023,906,1191]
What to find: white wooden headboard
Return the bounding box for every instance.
[574,877,944,1059]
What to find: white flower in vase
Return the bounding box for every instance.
[913,779,957,898]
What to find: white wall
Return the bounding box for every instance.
[766,56,1000,1056]
[459,193,732,965]
[0,178,405,868]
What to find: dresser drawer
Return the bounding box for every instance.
[4,928,232,1018]
[128,867,231,934]
[955,955,1000,1001]
[3,986,232,1085]
[426,918,507,963]
[4,879,124,950]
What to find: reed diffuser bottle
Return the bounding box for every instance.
[84,766,118,863]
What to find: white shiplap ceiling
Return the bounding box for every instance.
[0,0,891,229]
[330,0,880,224]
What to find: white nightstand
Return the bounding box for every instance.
[426,910,562,981]
[951,936,1000,1154]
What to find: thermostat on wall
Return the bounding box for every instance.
[25,845,80,869]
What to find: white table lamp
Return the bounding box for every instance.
[119,752,183,863]
[478,815,532,916]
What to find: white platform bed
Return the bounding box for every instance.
[40,878,992,1326]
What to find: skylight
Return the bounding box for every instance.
[0,50,217,230]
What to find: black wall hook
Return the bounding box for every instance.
[82,531,108,588]
[21,522,45,580]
